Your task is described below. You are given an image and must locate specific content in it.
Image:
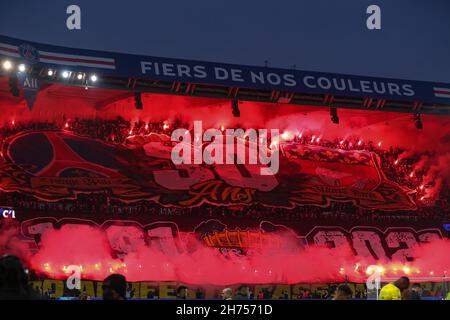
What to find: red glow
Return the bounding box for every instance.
[377,141,382,147]
[1,88,449,286]
[65,122,69,128]
[2,225,444,284]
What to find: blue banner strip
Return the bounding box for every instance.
[1,35,450,105]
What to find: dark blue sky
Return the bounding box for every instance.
[1,0,449,82]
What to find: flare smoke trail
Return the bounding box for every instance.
[1,222,448,285]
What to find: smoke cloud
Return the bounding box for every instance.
[1,223,448,285]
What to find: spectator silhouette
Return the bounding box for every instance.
[0,255,45,300]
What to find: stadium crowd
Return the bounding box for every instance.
[1,192,448,223]
[1,254,448,300]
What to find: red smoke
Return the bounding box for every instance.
[2,223,448,285]
[1,92,449,284]
[0,220,31,261]
[3,93,448,196]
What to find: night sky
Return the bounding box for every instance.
[1,0,449,82]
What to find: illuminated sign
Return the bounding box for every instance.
[1,34,450,105]
[0,208,16,219]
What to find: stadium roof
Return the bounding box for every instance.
[1,35,450,116]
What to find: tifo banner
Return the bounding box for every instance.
[19,217,444,260]
[16,72,40,111]
[0,130,416,210]
[14,216,447,284]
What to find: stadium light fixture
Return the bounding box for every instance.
[62,71,70,78]
[47,70,54,76]
[134,92,143,110]
[3,60,13,70]
[18,64,26,72]
[414,114,423,129]
[231,99,240,117]
[330,107,339,124]
[90,74,98,82]
[77,73,84,80]
[8,76,20,97]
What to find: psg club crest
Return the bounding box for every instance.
[19,44,40,64]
